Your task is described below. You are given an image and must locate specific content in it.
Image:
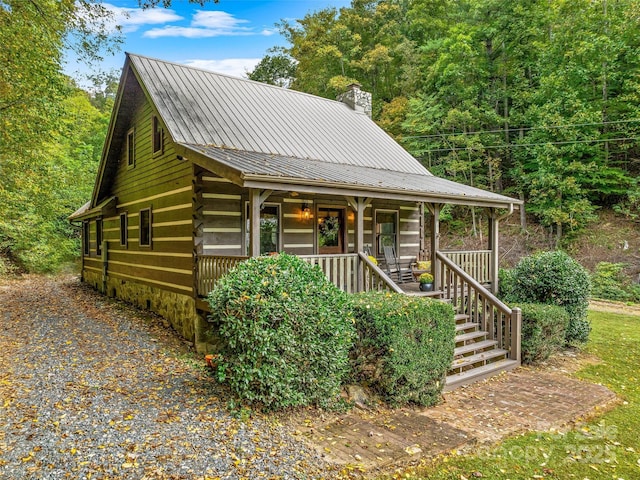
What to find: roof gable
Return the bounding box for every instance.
[128,53,428,176]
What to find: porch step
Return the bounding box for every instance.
[454,339,498,357]
[450,348,509,370]
[444,359,519,391]
[455,322,478,333]
[455,330,487,345]
[454,313,470,323]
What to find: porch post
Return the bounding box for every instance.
[346,196,371,292]
[427,203,441,291]
[489,208,500,294]
[249,189,261,257]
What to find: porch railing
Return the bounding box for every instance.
[359,252,404,294]
[298,254,359,293]
[441,250,491,284]
[196,254,248,297]
[437,251,521,363]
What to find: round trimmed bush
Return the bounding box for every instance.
[517,303,569,364]
[207,253,355,410]
[501,251,591,345]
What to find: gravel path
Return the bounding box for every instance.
[0,276,337,479]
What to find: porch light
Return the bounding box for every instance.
[301,203,311,221]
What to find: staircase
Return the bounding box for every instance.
[444,311,519,391]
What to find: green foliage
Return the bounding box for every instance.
[207,254,355,411]
[501,251,592,345]
[591,262,640,303]
[516,303,569,365]
[247,48,297,88]
[261,0,640,240]
[349,292,455,407]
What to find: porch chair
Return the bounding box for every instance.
[382,245,413,283]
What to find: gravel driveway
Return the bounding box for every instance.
[0,276,335,479]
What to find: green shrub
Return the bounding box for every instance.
[517,303,569,364]
[591,262,638,303]
[207,253,355,411]
[350,292,455,407]
[501,251,591,345]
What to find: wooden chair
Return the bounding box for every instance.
[382,245,412,283]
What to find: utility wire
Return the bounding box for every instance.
[416,136,640,154]
[404,118,640,140]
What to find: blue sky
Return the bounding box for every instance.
[66,0,351,83]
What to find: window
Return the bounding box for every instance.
[119,213,128,247]
[126,128,135,167]
[245,203,280,255]
[375,210,398,255]
[83,221,90,255]
[96,218,103,255]
[139,208,152,247]
[152,116,163,154]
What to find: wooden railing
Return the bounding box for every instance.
[359,252,404,293]
[441,250,491,284]
[437,251,521,363]
[196,254,248,297]
[299,254,359,293]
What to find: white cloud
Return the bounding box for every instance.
[101,3,183,33]
[182,58,262,79]
[261,28,279,36]
[143,10,254,39]
[191,11,249,30]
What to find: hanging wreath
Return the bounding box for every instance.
[319,215,340,242]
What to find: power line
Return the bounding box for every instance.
[404,118,640,140]
[416,136,640,154]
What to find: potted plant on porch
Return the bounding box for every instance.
[419,272,434,292]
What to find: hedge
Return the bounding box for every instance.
[349,292,455,407]
[517,303,569,364]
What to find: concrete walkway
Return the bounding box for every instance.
[297,358,617,475]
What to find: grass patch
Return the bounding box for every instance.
[386,310,640,479]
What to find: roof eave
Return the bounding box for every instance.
[241,174,522,210]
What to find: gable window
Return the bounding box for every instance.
[139,208,152,247]
[120,213,128,247]
[126,128,135,167]
[96,218,103,255]
[375,210,398,255]
[83,221,90,255]
[152,116,163,154]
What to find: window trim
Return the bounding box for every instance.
[95,218,103,256]
[374,209,399,256]
[119,212,128,247]
[152,116,163,155]
[139,208,152,248]
[126,127,135,168]
[83,221,90,256]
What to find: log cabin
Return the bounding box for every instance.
[70,53,523,389]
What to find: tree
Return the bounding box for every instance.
[247,49,297,87]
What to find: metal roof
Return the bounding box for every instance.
[111,53,521,208]
[180,144,520,207]
[129,53,427,176]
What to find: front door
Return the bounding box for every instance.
[318,207,345,254]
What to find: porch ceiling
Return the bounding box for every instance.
[178,143,522,209]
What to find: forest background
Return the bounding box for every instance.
[1,0,639,276]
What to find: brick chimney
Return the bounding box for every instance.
[337,83,372,118]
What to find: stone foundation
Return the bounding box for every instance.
[82,270,215,354]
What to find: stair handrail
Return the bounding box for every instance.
[436,251,521,363]
[358,252,404,293]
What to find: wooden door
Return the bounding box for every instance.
[318,207,345,254]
